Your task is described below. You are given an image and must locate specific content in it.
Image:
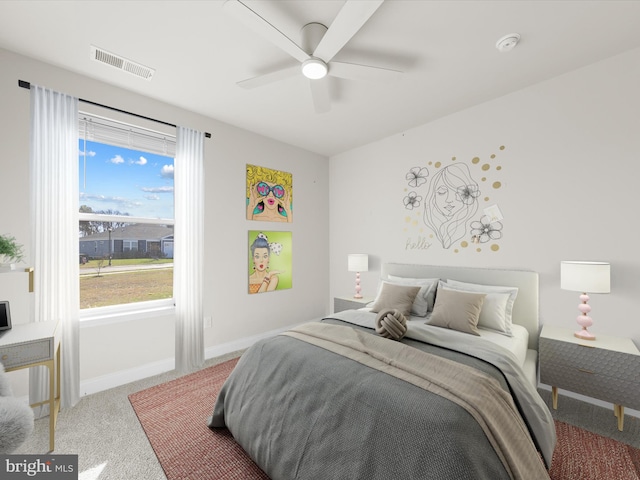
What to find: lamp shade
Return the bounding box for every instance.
[348,254,369,272]
[561,261,610,293]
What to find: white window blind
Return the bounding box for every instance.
[79,112,176,157]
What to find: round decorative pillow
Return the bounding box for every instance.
[375,308,408,340]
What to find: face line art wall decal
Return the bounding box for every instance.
[402,146,505,253]
[424,163,479,249]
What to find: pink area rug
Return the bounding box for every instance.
[129,357,640,480]
[550,420,640,480]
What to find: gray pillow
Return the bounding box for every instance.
[427,288,486,336]
[370,283,421,317]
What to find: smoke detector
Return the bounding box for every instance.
[495,33,520,53]
[90,45,155,80]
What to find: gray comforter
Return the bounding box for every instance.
[209,312,555,480]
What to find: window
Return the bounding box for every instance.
[123,240,138,252]
[78,113,175,311]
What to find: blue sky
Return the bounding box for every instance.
[79,140,174,219]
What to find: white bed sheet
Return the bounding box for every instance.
[479,324,529,366]
[359,307,529,367]
[408,318,529,367]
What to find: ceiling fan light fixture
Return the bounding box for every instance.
[301,57,328,79]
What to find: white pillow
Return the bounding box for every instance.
[384,276,439,316]
[441,279,518,336]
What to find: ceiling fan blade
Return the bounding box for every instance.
[329,61,402,82]
[309,79,331,114]
[313,0,384,63]
[237,65,300,89]
[224,0,310,63]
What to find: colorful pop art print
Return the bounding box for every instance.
[246,164,293,222]
[248,230,292,294]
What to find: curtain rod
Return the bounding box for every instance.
[18,80,211,138]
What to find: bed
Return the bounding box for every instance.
[209,263,556,480]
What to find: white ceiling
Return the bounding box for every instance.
[2,1,640,156]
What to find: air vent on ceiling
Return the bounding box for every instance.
[90,45,155,80]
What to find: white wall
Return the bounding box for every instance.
[2,39,638,408]
[0,48,330,396]
[330,46,640,349]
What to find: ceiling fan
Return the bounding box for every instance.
[223,0,402,113]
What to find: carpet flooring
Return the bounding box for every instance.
[13,350,245,480]
[129,357,640,480]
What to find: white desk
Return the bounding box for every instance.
[0,320,61,451]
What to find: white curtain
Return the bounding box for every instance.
[174,126,205,373]
[29,85,80,411]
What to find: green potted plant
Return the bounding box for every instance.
[0,234,24,270]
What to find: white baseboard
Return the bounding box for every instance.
[80,357,175,397]
[538,383,640,419]
[79,321,304,397]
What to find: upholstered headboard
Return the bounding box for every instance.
[381,263,540,350]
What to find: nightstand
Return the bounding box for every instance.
[333,296,373,313]
[539,324,640,431]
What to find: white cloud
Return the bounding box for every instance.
[110,154,125,164]
[141,186,174,193]
[144,194,160,201]
[161,164,174,178]
[79,149,96,157]
[135,156,148,165]
[79,192,142,210]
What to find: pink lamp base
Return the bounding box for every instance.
[574,293,596,340]
[574,328,596,341]
[353,272,363,298]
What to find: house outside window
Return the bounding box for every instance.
[78,112,175,312]
[123,240,138,252]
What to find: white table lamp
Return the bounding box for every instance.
[560,261,610,340]
[348,254,369,299]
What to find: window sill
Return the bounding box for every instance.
[79,299,175,327]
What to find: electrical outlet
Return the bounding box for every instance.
[204,316,212,328]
